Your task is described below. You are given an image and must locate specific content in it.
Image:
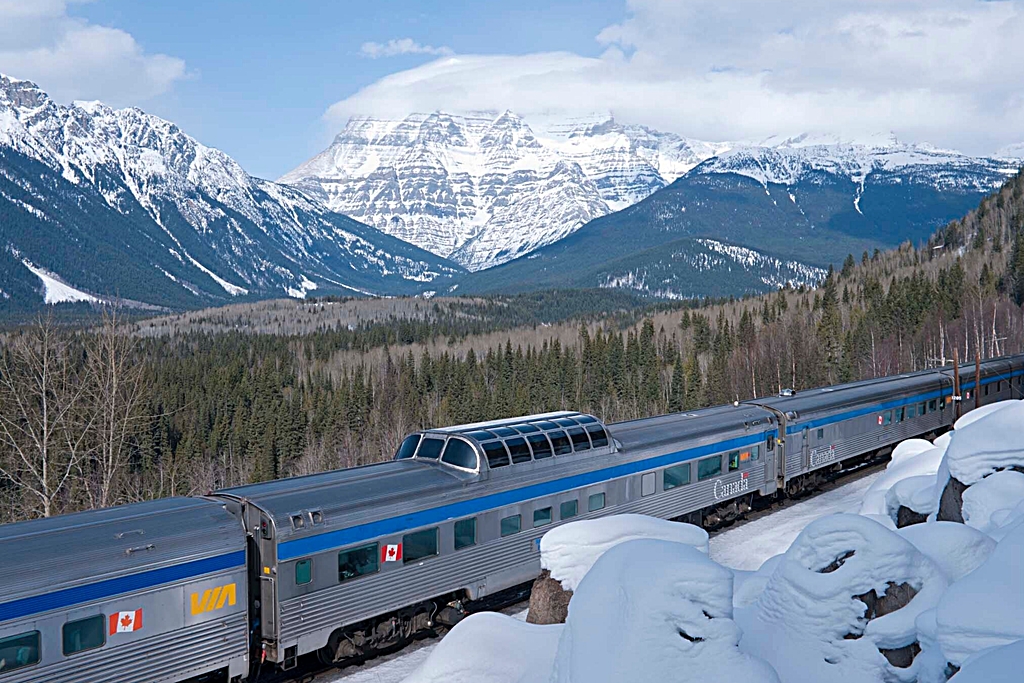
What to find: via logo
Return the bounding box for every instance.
[190,583,237,615]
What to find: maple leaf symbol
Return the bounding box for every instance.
[120,615,132,628]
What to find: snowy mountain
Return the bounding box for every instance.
[455,136,1019,298]
[283,113,1017,275]
[280,111,722,271]
[0,75,462,310]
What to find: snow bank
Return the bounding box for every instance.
[960,470,1024,535]
[952,399,1021,431]
[897,522,996,582]
[551,539,779,683]
[402,612,559,683]
[951,639,1024,683]
[539,514,708,592]
[943,401,1024,486]
[935,521,1024,667]
[738,514,947,683]
[859,443,944,518]
[886,474,940,520]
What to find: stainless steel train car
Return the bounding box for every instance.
[1,355,1022,682]
[0,498,249,683]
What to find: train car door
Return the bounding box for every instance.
[762,429,778,495]
[257,513,280,661]
[801,427,810,470]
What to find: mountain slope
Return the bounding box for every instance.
[280,111,719,271]
[0,75,462,310]
[455,142,1020,298]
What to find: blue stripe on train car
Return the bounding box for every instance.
[0,550,246,623]
[278,430,774,560]
[280,369,1024,561]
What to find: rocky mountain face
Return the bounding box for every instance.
[455,135,1020,299]
[280,111,721,271]
[0,75,462,310]
[283,113,1019,280]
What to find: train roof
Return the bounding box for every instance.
[610,404,775,453]
[0,497,244,609]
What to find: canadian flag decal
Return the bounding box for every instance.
[109,609,143,634]
[742,471,750,479]
[382,543,402,563]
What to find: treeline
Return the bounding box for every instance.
[2,169,1023,523]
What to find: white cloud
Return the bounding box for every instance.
[360,38,454,59]
[328,0,1024,155]
[0,0,186,105]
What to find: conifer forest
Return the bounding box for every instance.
[1,170,1023,523]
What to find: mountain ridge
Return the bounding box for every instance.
[0,74,462,310]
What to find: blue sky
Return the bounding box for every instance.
[68,0,625,179]
[2,1,1023,180]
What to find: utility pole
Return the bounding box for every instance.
[953,347,962,421]
[976,349,982,411]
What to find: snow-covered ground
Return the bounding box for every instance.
[325,471,881,683]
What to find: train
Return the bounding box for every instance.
[1,354,1022,682]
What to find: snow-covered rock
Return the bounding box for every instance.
[539,514,709,592]
[950,638,1024,683]
[935,522,1024,668]
[859,441,944,521]
[960,470,1024,535]
[402,612,560,683]
[738,513,947,683]
[551,539,779,683]
[896,522,996,582]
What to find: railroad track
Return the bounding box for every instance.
[265,457,890,683]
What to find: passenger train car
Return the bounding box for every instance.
[1,355,1022,682]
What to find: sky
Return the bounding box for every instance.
[1,0,1023,180]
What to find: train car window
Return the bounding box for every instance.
[492,427,518,438]
[919,402,927,416]
[531,421,559,430]
[568,427,591,451]
[454,518,476,550]
[908,404,916,419]
[586,425,609,448]
[534,507,553,527]
[338,544,379,582]
[501,515,521,537]
[395,435,420,460]
[985,384,990,396]
[0,631,40,673]
[513,424,540,434]
[884,411,892,426]
[62,615,105,656]
[402,528,439,564]
[747,445,760,462]
[766,434,775,451]
[295,559,312,585]
[698,455,722,481]
[895,408,904,424]
[663,464,691,490]
[506,438,533,464]
[483,441,510,468]
[816,428,824,440]
[416,438,444,460]
[588,492,606,512]
[576,415,598,424]
[465,430,497,441]
[933,399,940,412]
[561,499,578,519]
[554,418,579,427]
[641,472,656,496]
[441,439,478,470]
[728,451,740,471]
[549,431,573,456]
[528,434,553,459]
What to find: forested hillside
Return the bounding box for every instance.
[1,169,1022,523]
